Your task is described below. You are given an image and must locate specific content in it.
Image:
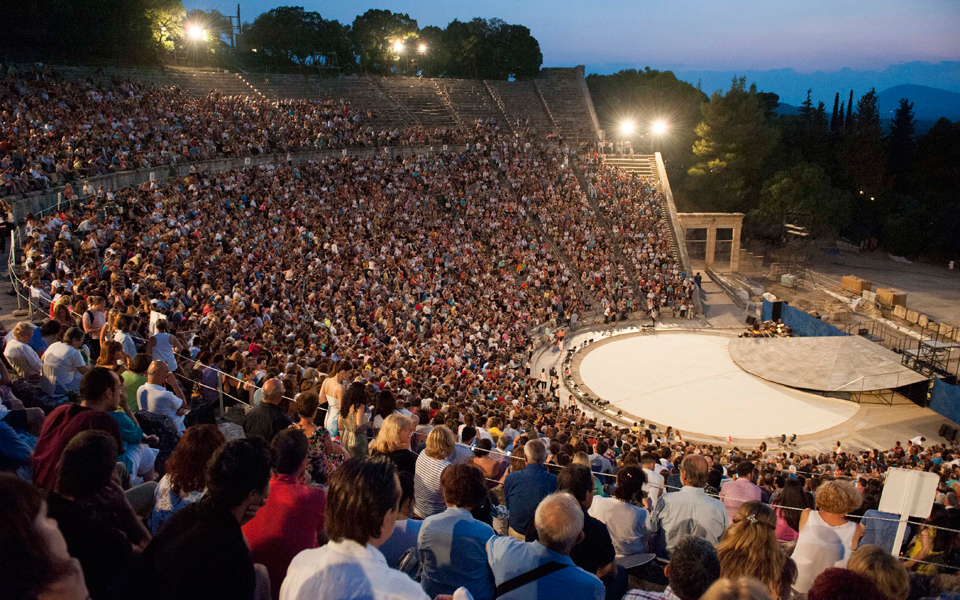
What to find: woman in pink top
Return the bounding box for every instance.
[773,479,813,543]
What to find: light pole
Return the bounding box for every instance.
[650,120,668,154]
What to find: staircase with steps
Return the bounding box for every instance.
[484,80,555,136]
[375,77,460,130]
[438,79,509,129]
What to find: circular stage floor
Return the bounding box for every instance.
[576,332,860,439]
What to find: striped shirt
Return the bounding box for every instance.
[414,453,452,518]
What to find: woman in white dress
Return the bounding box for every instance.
[320,359,352,438]
[792,479,864,593]
[147,318,184,373]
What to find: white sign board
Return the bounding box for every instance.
[879,468,939,518]
[149,171,156,182]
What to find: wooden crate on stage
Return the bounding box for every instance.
[842,275,871,294]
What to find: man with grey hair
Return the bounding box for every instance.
[504,439,557,539]
[486,492,604,599]
[4,321,42,381]
[649,455,728,557]
[242,378,290,443]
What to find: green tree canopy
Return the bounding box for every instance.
[752,162,851,236]
[352,9,419,74]
[243,7,354,68]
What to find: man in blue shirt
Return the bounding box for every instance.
[504,440,557,539]
[487,492,604,600]
[418,463,495,599]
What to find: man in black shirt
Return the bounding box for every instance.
[243,378,290,442]
[526,464,622,598]
[143,437,273,600]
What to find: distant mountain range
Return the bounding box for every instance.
[774,84,959,133]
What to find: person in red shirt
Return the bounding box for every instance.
[242,427,326,600]
[32,367,124,489]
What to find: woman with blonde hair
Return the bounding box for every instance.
[370,414,416,476]
[573,451,606,498]
[414,425,456,518]
[701,577,773,600]
[717,501,786,598]
[791,479,864,593]
[847,544,909,600]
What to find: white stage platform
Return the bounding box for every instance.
[576,332,859,439]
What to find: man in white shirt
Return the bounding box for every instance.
[42,327,89,394]
[137,360,186,436]
[3,322,42,381]
[280,459,432,600]
[641,452,666,502]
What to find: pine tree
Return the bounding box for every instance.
[845,90,854,130]
[838,101,845,131]
[830,93,840,133]
[840,88,886,198]
[887,98,916,192]
[799,89,814,121]
[815,102,828,131]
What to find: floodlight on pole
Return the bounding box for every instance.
[418,43,427,54]
[651,120,668,135]
[393,40,404,53]
[620,120,636,135]
[186,23,205,41]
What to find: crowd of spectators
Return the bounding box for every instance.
[0,66,955,600]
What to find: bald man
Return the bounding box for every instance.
[136,360,187,436]
[242,377,290,443]
[649,454,729,557]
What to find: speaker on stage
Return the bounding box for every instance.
[771,301,783,321]
[940,424,958,442]
[746,315,757,327]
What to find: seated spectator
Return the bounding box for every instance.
[719,462,763,521]
[0,368,44,471]
[31,367,124,489]
[147,423,226,535]
[41,326,88,394]
[771,478,812,543]
[588,465,649,558]
[122,353,151,413]
[378,471,421,568]
[244,428,326,600]
[414,425,456,518]
[371,413,417,476]
[622,536,722,600]
[641,452,665,503]
[109,399,159,486]
[280,458,430,600]
[806,568,885,600]
[470,438,507,482]
[792,479,864,593]
[847,544,909,600]
[0,473,90,600]
[504,439,558,539]
[650,455,729,556]
[419,463,496,599]
[137,360,187,436]
[47,430,150,600]
[143,438,273,600]
[700,577,773,600]
[716,502,786,599]
[487,492,604,600]
[243,378,289,443]
[4,322,42,381]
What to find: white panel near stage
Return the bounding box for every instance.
[577,333,859,439]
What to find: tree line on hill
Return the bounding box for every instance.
[0,2,542,80]
[588,69,960,259]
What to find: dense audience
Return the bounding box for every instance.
[0,66,955,600]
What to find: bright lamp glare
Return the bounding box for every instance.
[620,121,635,135]
[186,24,204,40]
[418,43,427,53]
[393,41,404,53]
[652,120,668,135]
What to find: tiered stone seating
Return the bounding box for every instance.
[163,68,258,97]
[375,77,459,129]
[484,80,555,136]
[250,74,323,99]
[437,79,505,124]
[536,67,600,141]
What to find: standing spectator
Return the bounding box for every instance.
[791,479,863,594]
[280,458,430,600]
[504,439,558,539]
[147,424,226,535]
[622,536,722,600]
[80,296,106,361]
[143,438,273,600]
[589,465,649,558]
[41,326,89,394]
[716,502,786,599]
[771,479,812,543]
[244,428,327,600]
[137,360,187,436]
[0,474,90,600]
[243,378,290,443]
[487,492,604,600]
[290,390,347,486]
[719,462,763,522]
[112,315,138,359]
[339,381,371,459]
[31,367,124,489]
[649,455,729,556]
[147,318,184,373]
[414,425,456,518]
[418,463,496,600]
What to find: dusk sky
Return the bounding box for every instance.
[186,0,960,103]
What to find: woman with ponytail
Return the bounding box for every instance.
[717,501,788,599]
